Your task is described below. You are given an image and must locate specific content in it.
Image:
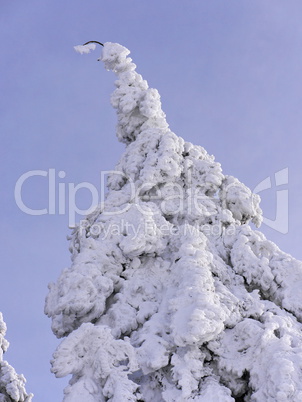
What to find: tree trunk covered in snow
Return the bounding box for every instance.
[45,43,302,401]
[0,313,32,402]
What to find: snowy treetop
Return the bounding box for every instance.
[45,42,302,401]
[100,42,170,145]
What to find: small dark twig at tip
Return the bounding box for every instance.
[83,41,104,47]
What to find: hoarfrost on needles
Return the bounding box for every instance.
[45,42,302,400]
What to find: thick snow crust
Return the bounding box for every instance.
[45,42,302,401]
[0,313,33,401]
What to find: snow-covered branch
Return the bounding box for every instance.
[0,313,33,401]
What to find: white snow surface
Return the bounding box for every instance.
[74,43,96,54]
[45,42,302,401]
[0,313,33,401]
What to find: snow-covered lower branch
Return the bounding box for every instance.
[0,313,33,401]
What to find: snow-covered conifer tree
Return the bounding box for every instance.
[0,313,33,401]
[45,42,302,401]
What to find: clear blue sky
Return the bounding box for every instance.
[1,1,302,400]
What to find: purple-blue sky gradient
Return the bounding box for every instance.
[1,1,302,400]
